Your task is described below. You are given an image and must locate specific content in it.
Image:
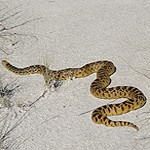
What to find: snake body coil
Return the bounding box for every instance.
[2,60,146,130]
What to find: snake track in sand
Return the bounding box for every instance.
[2,60,147,130]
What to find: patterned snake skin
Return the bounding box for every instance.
[2,60,147,130]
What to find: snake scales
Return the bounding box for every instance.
[2,60,147,130]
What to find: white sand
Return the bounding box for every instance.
[0,0,150,150]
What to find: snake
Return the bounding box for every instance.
[2,60,147,130]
